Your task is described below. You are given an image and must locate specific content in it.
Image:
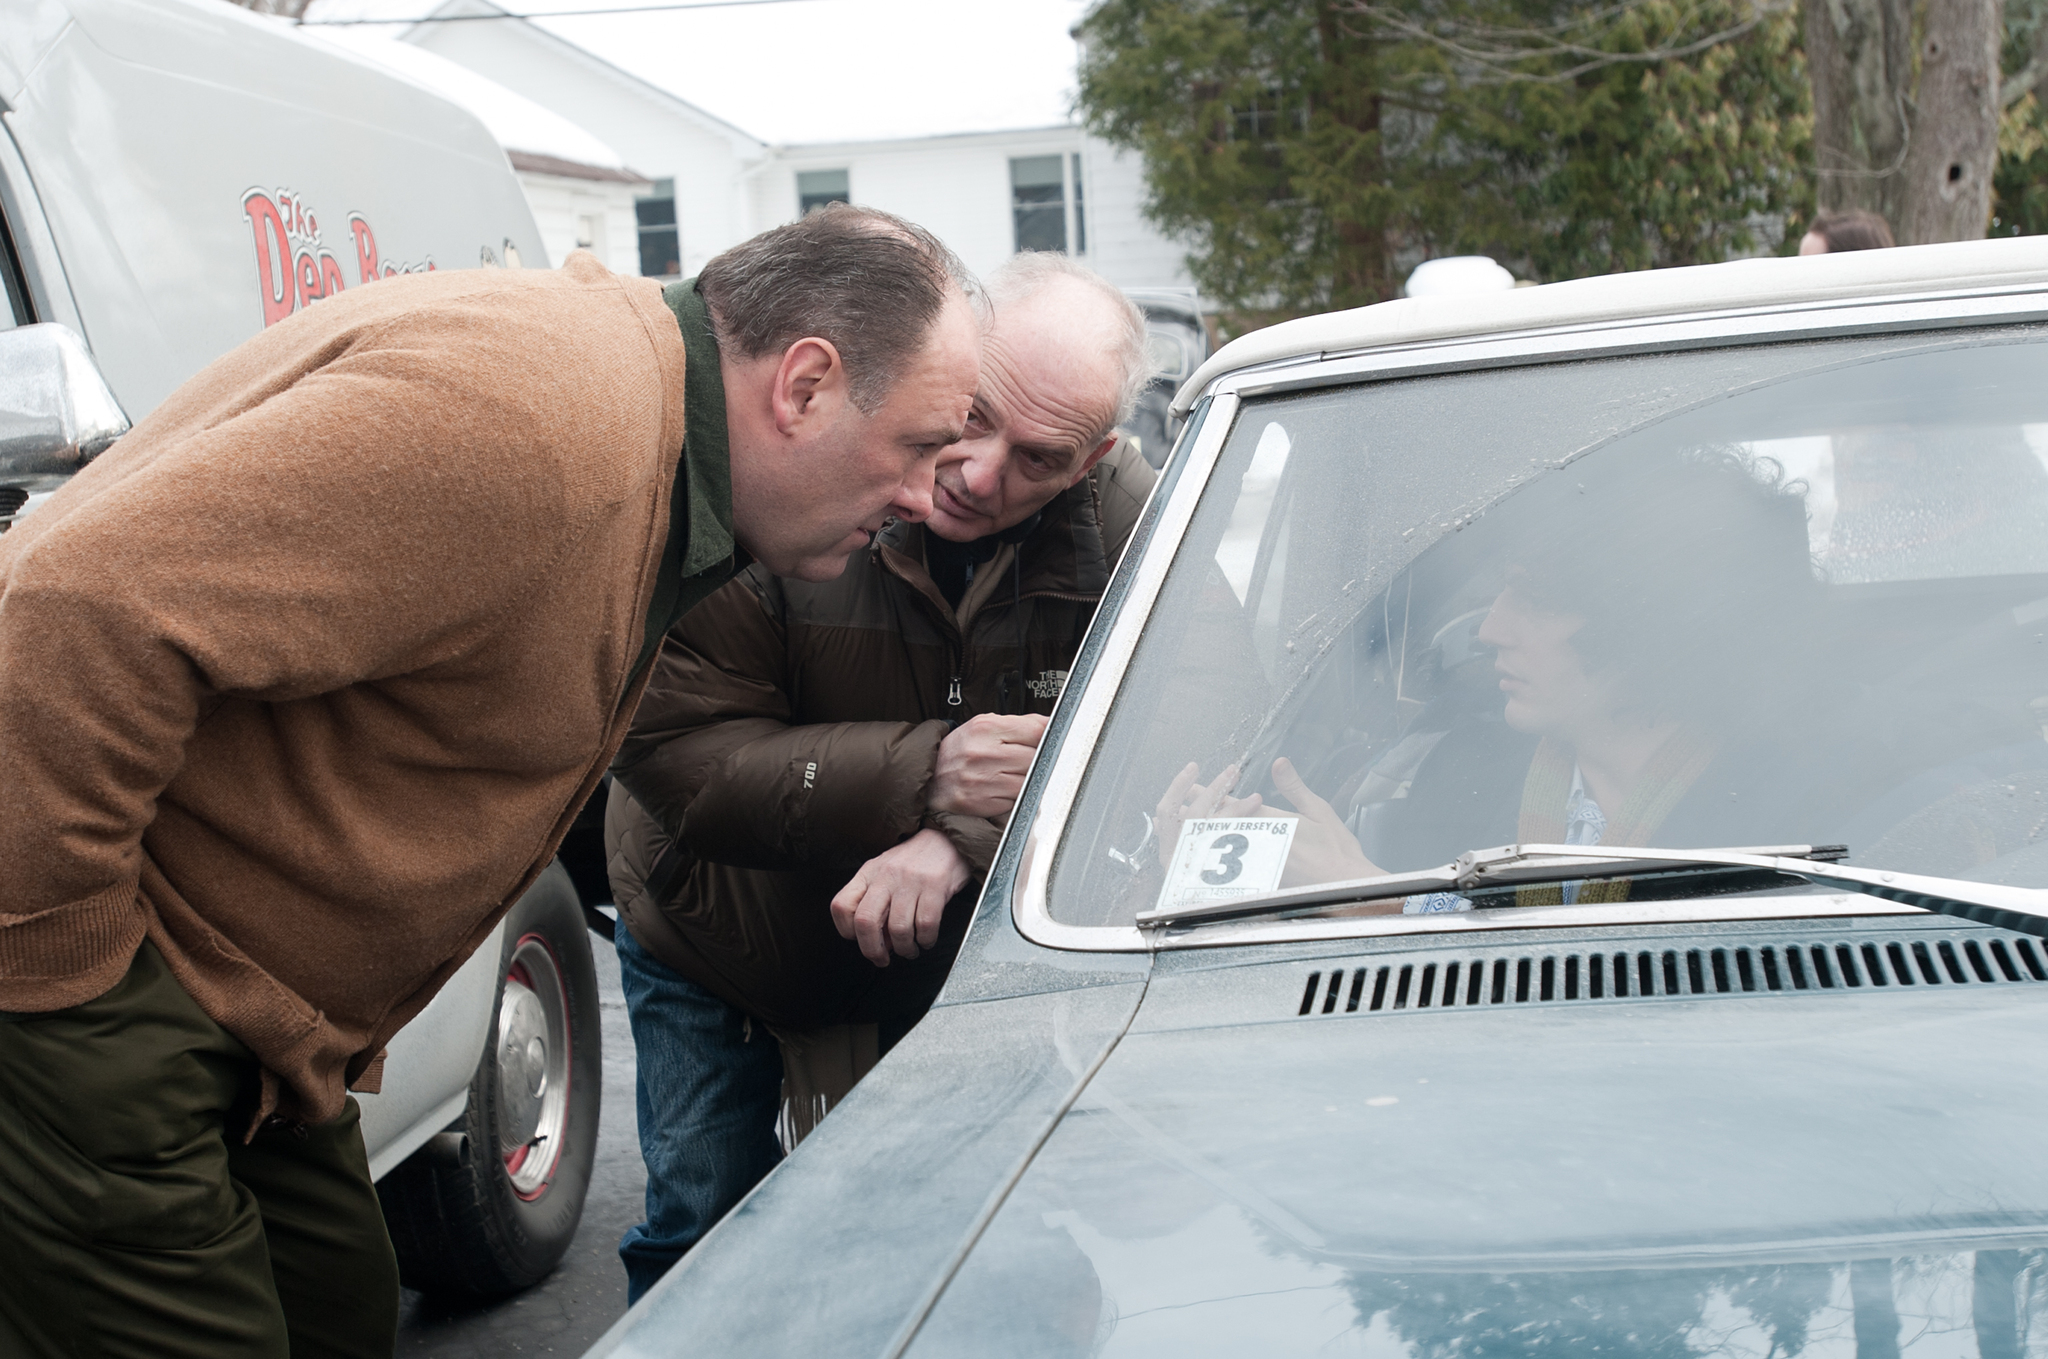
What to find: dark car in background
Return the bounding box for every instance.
[1123,288,1208,469]
[588,236,2048,1359]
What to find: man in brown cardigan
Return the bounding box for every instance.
[601,255,1155,1301]
[0,206,978,1359]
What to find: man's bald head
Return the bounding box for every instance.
[923,257,1153,544]
[985,254,1151,446]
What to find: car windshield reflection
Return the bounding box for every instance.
[1051,330,2048,932]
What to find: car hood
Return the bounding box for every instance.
[909,962,2048,1356]
[589,929,2048,1359]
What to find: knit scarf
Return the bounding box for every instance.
[1514,730,1716,906]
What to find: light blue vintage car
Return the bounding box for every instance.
[590,236,2048,1359]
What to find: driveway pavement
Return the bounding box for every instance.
[396,933,644,1357]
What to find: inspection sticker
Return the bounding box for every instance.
[1158,816,1298,912]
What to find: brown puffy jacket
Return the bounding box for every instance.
[607,440,1154,1028]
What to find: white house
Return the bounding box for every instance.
[310,25,649,272]
[502,148,652,275]
[762,125,1187,290]
[300,0,1198,300]
[343,0,771,277]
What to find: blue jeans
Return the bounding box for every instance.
[614,926,784,1305]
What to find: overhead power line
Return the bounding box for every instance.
[301,0,826,24]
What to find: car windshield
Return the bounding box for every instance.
[1049,326,2048,930]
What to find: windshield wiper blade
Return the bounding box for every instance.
[1135,843,1834,928]
[1134,842,2048,940]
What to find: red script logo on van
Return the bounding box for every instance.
[243,187,435,327]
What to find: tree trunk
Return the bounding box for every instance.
[1803,0,1912,220]
[1803,0,2000,245]
[1893,0,2000,243]
[1318,2,1392,308]
[1327,96,1389,308]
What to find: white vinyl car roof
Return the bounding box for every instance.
[1173,236,2048,415]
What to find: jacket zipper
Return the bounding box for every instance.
[874,539,1100,710]
[945,632,964,706]
[1019,589,1101,605]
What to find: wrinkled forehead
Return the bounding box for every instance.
[978,308,1122,452]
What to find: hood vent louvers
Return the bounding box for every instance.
[1296,932,2048,1018]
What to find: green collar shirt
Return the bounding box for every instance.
[633,277,749,685]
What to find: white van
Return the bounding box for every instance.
[1,0,606,1298]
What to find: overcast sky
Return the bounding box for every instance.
[310,0,1096,146]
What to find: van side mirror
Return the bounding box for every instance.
[0,323,129,518]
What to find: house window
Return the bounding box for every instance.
[1011,154,1085,255]
[1011,155,1066,253]
[636,178,680,277]
[1225,89,1306,201]
[797,169,850,217]
[575,213,605,265]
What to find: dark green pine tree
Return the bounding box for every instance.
[1075,1,1814,336]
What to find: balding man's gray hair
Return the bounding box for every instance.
[987,252,1153,445]
[696,204,978,414]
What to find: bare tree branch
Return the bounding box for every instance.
[1338,0,1794,85]
[2003,59,2041,109]
[225,0,314,17]
[2007,0,2048,110]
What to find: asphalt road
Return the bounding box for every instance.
[396,932,645,1358]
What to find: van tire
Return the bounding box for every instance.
[377,863,602,1298]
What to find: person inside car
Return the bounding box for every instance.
[1157,445,1820,910]
[602,252,1158,1303]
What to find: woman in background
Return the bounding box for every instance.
[1799,210,1895,254]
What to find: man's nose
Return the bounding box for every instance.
[893,458,936,523]
[1474,597,1511,647]
[957,444,1004,500]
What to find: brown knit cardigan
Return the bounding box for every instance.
[0,253,736,1122]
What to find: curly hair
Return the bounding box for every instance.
[1508,443,1819,726]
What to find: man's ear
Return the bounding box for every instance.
[1067,433,1120,487]
[770,337,847,436]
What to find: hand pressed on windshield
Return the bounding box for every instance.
[1155,757,1398,912]
[1268,758,1379,886]
[1154,761,1261,865]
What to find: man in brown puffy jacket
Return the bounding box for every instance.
[602,253,1158,1300]
[0,207,980,1359]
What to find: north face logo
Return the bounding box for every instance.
[1024,669,1068,700]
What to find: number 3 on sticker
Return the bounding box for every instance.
[1201,833,1250,885]
[1159,816,1299,910]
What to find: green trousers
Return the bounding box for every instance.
[0,941,400,1358]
